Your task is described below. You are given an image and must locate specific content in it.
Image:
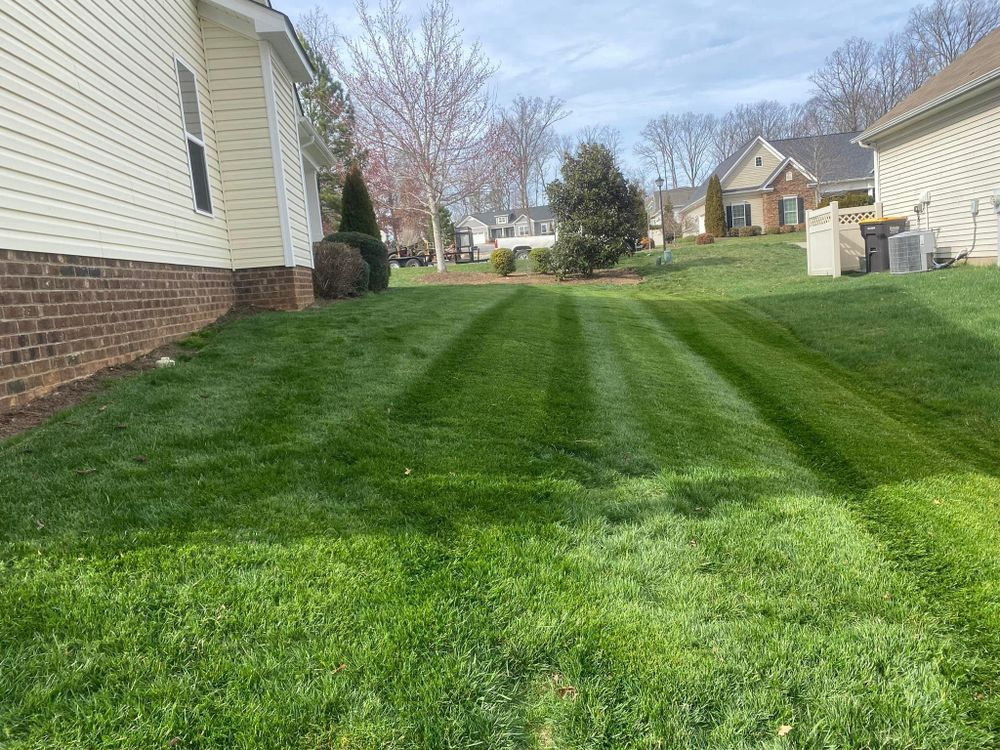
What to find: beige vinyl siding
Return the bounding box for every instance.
[272,57,313,268]
[877,90,1000,260]
[726,144,782,190]
[725,195,765,228]
[0,0,231,267]
[202,20,284,270]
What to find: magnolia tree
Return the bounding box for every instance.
[333,0,497,272]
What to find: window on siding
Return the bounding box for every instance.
[782,197,799,225]
[495,215,508,225]
[730,203,748,227]
[516,223,529,236]
[175,59,212,215]
[754,156,763,167]
[540,222,548,233]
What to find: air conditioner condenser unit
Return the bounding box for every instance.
[888,230,936,274]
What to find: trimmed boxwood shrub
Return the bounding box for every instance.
[765,226,782,235]
[528,247,551,274]
[490,248,516,276]
[313,242,369,299]
[323,231,390,291]
[750,225,762,236]
[695,233,715,245]
[728,227,741,237]
[737,226,755,238]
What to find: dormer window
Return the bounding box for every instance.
[495,215,508,225]
[755,156,763,167]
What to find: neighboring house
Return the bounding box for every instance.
[647,187,694,245]
[857,26,1000,264]
[0,0,335,412]
[681,133,874,234]
[456,206,558,254]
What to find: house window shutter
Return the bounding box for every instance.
[745,203,752,226]
[777,199,784,226]
[797,197,805,224]
[725,205,733,229]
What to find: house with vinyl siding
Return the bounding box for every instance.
[856,26,1000,264]
[0,0,334,412]
[680,133,874,234]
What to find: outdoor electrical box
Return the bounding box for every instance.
[970,198,980,216]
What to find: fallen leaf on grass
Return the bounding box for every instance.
[74,468,98,476]
[167,738,182,747]
[557,686,578,700]
[689,539,698,547]
[332,663,348,675]
[115,423,128,430]
[35,519,45,530]
[404,468,412,476]
[133,455,148,464]
[778,725,793,737]
[98,405,108,412]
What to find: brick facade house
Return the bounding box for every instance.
[762,164,816,229]
[0,0,334,413]
[680,132,874,235]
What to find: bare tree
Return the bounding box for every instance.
[872,32,930,116]
[809,37,879,131]
[674,112,715,186]
[635,115,679,187]
[499,96,569,214]
[908,0,1000,72]
[712,101,796,162]
[577,125,624,161]
[332,0,497,272]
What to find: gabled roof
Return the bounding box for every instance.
[647,187,695,213]
[859,26,1000,143]
[200,0,315,82]
[682,132,873,211]
[460,205,555,227]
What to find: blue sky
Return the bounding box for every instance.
[280,0,916,165]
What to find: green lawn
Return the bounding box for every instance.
[2,237,998,748]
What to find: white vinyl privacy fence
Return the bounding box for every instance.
[806,202,882,276]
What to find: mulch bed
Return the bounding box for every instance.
[414,268,642,286]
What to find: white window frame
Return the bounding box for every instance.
[754,156,763,167]
[494,215,508,225]
[730,202,748,228]
[782,196,799,225]
[540,222,548,233]
[174,56,213,217]
[785,170,794,181]
[516,223,530,236]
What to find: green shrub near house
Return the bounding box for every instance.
[490,248,516,276]
[324,231,391,291]
[338,164,381,239]
[528,247,551,274]
[695,233,714,245]
[704,175,726,237]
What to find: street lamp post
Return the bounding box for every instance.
[655,177,665,249]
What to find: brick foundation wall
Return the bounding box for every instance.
[1,251,315,413]
[233,266,314,311]
[763,166,817,229]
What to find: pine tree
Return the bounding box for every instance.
[704,175,726,237]
[338,164,380,239]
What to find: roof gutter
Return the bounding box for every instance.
[856,66,1000,145]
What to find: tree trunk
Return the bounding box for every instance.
[429,198,447,273]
